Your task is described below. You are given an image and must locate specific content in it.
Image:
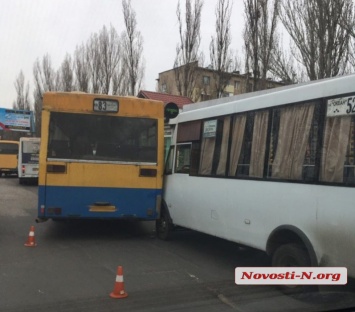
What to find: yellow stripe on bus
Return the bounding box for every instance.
[40,161,162,189]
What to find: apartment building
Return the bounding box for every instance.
[157,61,286,102]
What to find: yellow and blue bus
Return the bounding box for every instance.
[37,92,164,222]
[0,140,19,177]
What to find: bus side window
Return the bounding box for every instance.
[175,144,191,174]
[72,136,91,158]
[49,140,70,158]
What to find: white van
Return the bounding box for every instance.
[18,137,40,184]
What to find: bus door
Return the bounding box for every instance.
[163,143,194,224]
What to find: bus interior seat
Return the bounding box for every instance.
[72,139,91,157]
[49,140,70,158]
[96,142,117,157]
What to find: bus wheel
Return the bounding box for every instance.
[272,243,318,295]
[156,208,171,240]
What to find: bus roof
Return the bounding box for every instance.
[0,140,19,144]
[42,92,164,118]
[19,137,40,142]
[178,73,355,123]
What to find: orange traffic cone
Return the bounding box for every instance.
[110,266,128,299]
[24,225,37,247]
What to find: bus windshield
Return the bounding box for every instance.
[0,140,19,176]
[48,112,157,163]
[22,139,40,164]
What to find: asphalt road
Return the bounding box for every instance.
[1,176,355,312]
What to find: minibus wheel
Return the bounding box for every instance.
[272,243,318,295]
[156,208,171,240]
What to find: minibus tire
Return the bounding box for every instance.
[156,209,171,240]
[272,243,318,295]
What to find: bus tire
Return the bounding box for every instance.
[272,243,318,295]
[156,208,171,240]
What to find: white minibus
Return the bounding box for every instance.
[18,137,40,184]
[157,74,355,294]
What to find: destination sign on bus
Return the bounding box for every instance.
[327,95,355,117]
[93,99,119,113]
[203,120,217,138]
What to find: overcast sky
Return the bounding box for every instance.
[0,0,244,109]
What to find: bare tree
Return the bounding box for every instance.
[258,0,280,88]
[122,0,145,96]
[112,59,129,95]
[58,53,74,92]
[243,0,280,91]
[344,2,355,71]
[269,42,299,83]
[13,71,31,110]
[243,0,259,91]
[174,0,204,100]
[348,38,355,69]
[33,54,56,94]
[209,0,234,98]
[86,33,102,94]
[32,54,57,136]
[74,44,90,92]
[280,0,353,80]
[338,1,355,38]
[80,25,122,95]
[98,25,121,94]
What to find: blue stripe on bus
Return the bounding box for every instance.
[38,185,162,220]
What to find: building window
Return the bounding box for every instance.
[221,92,233,98]
[267,82,274,89]
[201,94,211,101]
[203,76,210,85]
[161,83,167,93]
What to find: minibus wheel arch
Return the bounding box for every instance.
[266,225,318,267]
[156,200,173,240]
[160,200,172,223]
